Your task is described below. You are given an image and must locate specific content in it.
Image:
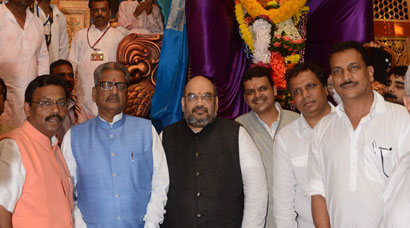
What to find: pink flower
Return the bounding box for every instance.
[273,42,281,47]
[283,45,289,48]
[274,34,281,39]
[283,36,291,41]
[294,39,304,44]
[288,48,293,51]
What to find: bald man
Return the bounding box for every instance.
[161,76,268,228]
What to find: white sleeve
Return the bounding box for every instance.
[61,130,87,228]
[58,14,69,60]
[239,127,268,228]
[147,5,163,33]
[37,29,50,75]
[117,1,132,29]
[272,134,297,228]
[68,32,80,76]
[0,139,26,212]
[306,128,325,197]
[143,126,169,228]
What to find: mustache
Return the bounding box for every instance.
[340,80,358,87]
[45,114,63,122]
[192,105,208,113]
[105,94,120,102]
[96,15,104,19]
[384,92,397,99]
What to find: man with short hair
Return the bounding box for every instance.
[0,0,49,127]
[384,66,408,105]
[62,62,169,228]
[306,41,410,227]
[272,63,334,228]
[50,59,94,143]
[68,0,124,114]
[33,0,69,62]
[0,75,73,228]
[235,66,298,227]
[162,76,268,227]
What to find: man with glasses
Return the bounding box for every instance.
[61,62,169,228]
[161,76,268,227]
[0,75,73,227]
[50,59,94,143]
[306,41,410,228]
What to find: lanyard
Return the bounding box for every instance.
[87,25,110,51]
[36,5,52,26]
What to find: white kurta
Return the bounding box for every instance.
[117,1,163,34]
[68,24,124,114]
[380,151,410,227]
[272,103,335,228]
[35,4,69,63]
[306,91,410,227]
[0,4,49,127]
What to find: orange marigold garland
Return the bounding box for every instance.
[270,51,286,89]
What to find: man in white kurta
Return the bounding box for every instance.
[306,41,410,228]
[117,0,163,34]
[272,63,334,228]
[34,0,69,63]
[0,0,49,127]
[68,0,124,114]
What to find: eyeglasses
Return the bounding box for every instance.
[184,93,215,102]
[31,99,67,108]
[96,81,128,91]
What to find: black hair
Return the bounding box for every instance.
[0,77,7,101]
[24,75,68,104]
[285,63,327,90]
[50,59,73,76]
[329,40,370,66]
[387,66,408,79]
[241,66,274,90]
[89,0,110,9]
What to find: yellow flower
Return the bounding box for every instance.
[240,0,306,24]
[235,2,254,52]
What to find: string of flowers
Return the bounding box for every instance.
[235,0,254,52]
[240,0,306,24]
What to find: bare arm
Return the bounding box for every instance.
[311,195,330,228]
[0,206,12,228]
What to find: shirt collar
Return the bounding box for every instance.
[98,112,123,126]
[91,23,110,32]
[297,102,336,135]
[336,90,386,118]
[253,102,282,129]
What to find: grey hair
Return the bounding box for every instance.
[94,62,130,85]
[405,65,410,97]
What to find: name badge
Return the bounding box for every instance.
[91,52,104,61]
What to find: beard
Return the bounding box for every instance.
[184,104,217,128]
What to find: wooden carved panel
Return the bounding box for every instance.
[59,1,90,48]
[375,37,410,66]
[117,34,163,117]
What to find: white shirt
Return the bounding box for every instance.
[35,4,69,63]
[0,4,49,127]
[160,126,268,227]
[272,103,335,228]
[117,1,163,34]
[0,136,58,212]
[68,24,124,114]
[380,151,410,227]
[254,102,282,139]
[306,91,410,227]
[62,113,169,228]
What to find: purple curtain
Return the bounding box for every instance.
[186,0,249,119]
[305,0,374,73]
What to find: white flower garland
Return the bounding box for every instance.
[252,19,272,63]
[274,18,302,40]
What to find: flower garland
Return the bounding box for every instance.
[252,19,272,63]
[235,0,254,51]
[270,51,286,89]
[240,0,306,24]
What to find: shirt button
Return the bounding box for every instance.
[117,216,121,220]
[197,213,202,218]
[110,134,114,139]
[196,172,200,176]
[196,192,201,197]
[113,173,117,177]
[114,194,119,198]
[111,153,115,157]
